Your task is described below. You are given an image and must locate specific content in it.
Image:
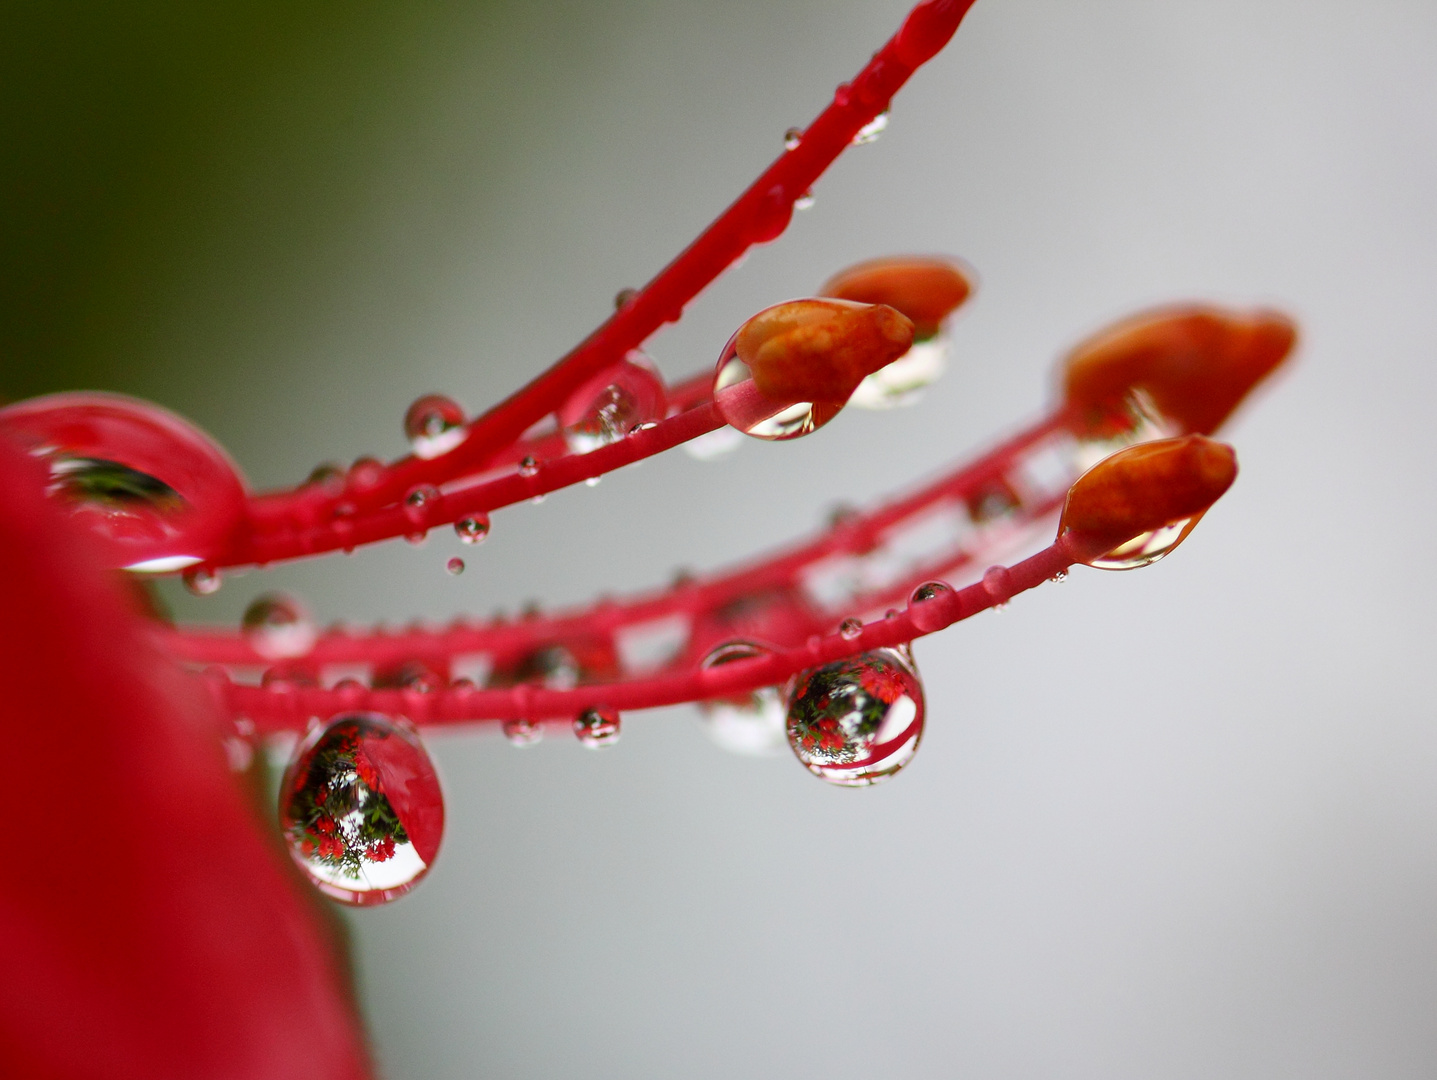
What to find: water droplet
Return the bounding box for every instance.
[697,640,787,756]
[48,456,182,511]
[574,706,621,748]
[404,394,466,460]
[278,713,444,906]
[786,648,925,786]
[403,484,441,526]
[851,111,889,145]
[847,333,949,410]
[584,475,603,487]
[794,190,816,211]
[1087,519,1196,570]
[518,456,540,478]
[454,513,490,544]
[561,355,668,455]
[907,579,952,633]
[373,661,444,694]
[982,565,1012,604]
[502,717,543,746]
[242,593,317,660]
[839,618,864,641]
[347,457,386,493]
[783,127,803,150]
[967,481,1021,524]
[445,556,465,576]
[183,565,221,596]
[305,463,346,494]
[614,287,639,310]
[1051,569,1069,583]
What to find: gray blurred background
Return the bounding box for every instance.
[7,1,1437,1076]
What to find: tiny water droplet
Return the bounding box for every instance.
[574,706,621,748]
[839,618,864,641]
[454,514,490,545]
[518,456,540,478]
[404,394,466,459]
[183,565,221,596]
[786,648,925,786]
[793,190,816,211]
[347,457,385,493]
[851,111,888,145]
[908,579,952,633]
[614,287,638,310]
[242,593,317,660]
[1051,569,1069,583]
[584,475,603,487]
[445,556,465,576]
[697,640,787,756]
[982,565,1012,604]
[502,717,543,746]
[279,713,444,906]
[784,127,803,150]
[305,463,346,493]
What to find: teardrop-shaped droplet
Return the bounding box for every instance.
[278,712,445,906]
[851,111,888,145]
[574,706,621,748]
[560,353,667,455]
[502,717,543,746]
[445,556,465,576]
[404,394,466,460]
[1087,518,1197,570]
[182,565,221,596]
[454,513,491,545]
[785,647,925,786]
[907,579,952,633]
[697,640,787,756]
[242,592,317,660]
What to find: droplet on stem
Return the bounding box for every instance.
[851,111,888,145]
[183,565,221,596]
[454,513,491,545]
[783,127,803,150]
[560,352,667,454]
[502,717,543,746]
[907,579,952,632]
[404,394,466,459]
[574,707,621,748]
[242,593,317,659]
[278,712,445,906]
[518,456,540,478]
[839,617,864,641]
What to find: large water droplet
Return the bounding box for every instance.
[574,706,621,748]
[1087,519,1197,570]
[847,333,949,410]
[454,513,490,544]
[242,593,317,660]
[560,353,667,454]
[712,309,847,442]
[785,648,925,786]
[697,640,787,756]
[404,395,466,459]
[278,713,444,906]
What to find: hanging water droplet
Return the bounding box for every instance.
[839,618,864,641]
[518,456,540,478]
[696,640,787,756]
[502,717,543,746]
[851,111,889,145]
[242,593,317,660]
[784,127,803,150]
[907,579,953,633]
[454,513,490,544]
[574,706,621,748]
[1051,569,1069,583]
[404,394,466,460]
[278,712,444,906]
[445,556,465,576]
[614,287,639,310]
[1087,519,1196,570]
[584,475,603,487]
[785,647,925,786]
[793,190,816,211]
[560,354,667,455]
[183,565,221,596]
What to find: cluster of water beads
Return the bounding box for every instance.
[696,640,788,756]
[279,712,445,906]
[404,394,467,460]
[559,352,666,455]
[784,646,925,786]
[241,593,317,660]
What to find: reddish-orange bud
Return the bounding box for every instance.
[1059,435,1238,565]
[736,299,914,405]
[820,256,973,339]
[1061,305,1296,435]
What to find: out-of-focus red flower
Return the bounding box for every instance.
[0,437,371,1079]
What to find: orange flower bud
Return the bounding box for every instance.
[820,256,973,339]
[1061,305,1296,435]
[1059,435,1238,567]
[736,299,914,405]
